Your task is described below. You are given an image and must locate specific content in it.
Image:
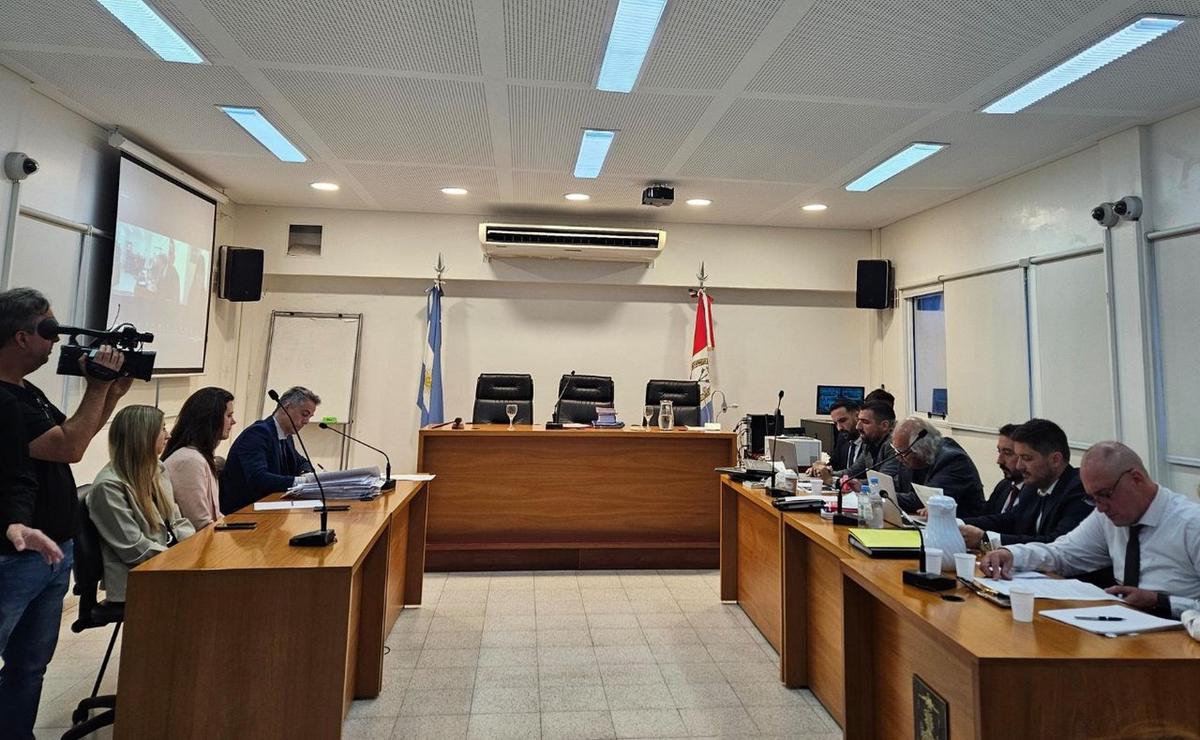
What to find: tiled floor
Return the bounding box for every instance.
[29,570,842,739]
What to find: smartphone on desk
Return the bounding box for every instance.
[214,521,257,531]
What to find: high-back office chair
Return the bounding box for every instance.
[62,489,123,740]
[472,373,534,424]
[645,379,702,426]
[555,374,614,424]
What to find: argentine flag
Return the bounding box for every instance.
[416,283,444,426]
[690,290,716,423]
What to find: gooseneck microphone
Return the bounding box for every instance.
[318,422,395,492]
[769,390,785,491]
[546,370,576,430]
[269,389,335,547]
[902,524,955,591]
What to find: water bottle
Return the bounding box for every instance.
[869,489,885,529]
[857,483,872,525]
[658,399,674,431]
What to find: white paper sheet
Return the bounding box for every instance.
[975,576,1119,601]
[391,474,437,482]
[253,500,322,511]
[1040,604,1182,635]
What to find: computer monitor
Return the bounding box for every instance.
[931,388,948,416]
[816,385,865,415]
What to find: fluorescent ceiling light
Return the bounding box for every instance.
[597,0,668,93]
[94,0,205,64]
[802,203,827,212]
[845,143,947,192]
[310,182,339,191]
[573,130,616,178]
[983,16,1183,114]
[564,193,591,201]
[219,106,307,162]
[685,198,711,206]
[440,187,469,195]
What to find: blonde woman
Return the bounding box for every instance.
[86,405,195,602]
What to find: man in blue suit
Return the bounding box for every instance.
[220,386,319,514]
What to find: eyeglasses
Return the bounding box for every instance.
[890,441,916,459]
[1085,468,1134,506]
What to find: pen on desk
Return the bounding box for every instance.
[1075,616,1125,622]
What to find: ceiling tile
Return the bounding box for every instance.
[173,153,368,209]
[346,163,500,211]
[641,0,784,90]
[201,0,481,74]
[503,0,608,84]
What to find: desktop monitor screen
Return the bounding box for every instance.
[816,385,865,415]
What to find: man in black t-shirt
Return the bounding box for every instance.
[0,287,131,739]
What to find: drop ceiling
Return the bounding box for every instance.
[3,0,1199,229]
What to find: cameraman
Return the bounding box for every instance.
[0,287,132,738]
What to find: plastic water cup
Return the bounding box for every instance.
[1010,586,1035,622]
[810,479,823,495]
[923,548,943,575]
[954,553,977,581]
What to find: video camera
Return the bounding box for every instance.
[37,318,156,381]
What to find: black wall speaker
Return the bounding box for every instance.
[856,259,893,309]
[218,246,264,302]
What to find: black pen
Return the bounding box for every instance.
[1075,615,1124,622]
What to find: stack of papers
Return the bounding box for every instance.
[286,466,385,500]
[253,499,322,511]
[974,574,1119,601]
[848,528,922,557]
[1040,604,1182,635]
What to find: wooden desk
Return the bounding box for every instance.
[417,425,735,570]
[719,477,784,654]
[841,557,1200,739]
[114,481,428,740]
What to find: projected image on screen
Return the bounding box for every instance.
[108,156,216,373]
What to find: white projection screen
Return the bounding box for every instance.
[107,156,216,373]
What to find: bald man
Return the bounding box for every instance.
[980,441,1200,618]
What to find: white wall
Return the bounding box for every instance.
[229,206,876,469]
[876,106,1200,498]
[0,65,240,483]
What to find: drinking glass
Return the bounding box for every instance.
[659,400,674,431]
[505,403,518,430]
[643,405,655,429]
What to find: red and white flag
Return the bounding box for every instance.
[690,290,716,423]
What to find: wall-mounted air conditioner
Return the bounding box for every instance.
[479,223,666,263]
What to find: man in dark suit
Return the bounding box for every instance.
[984,423,1025,515]
[827,397,862,471]
[960,418,1093,548]
[893,416,985,517]
[220,386,319,514]
[808,400,902,484]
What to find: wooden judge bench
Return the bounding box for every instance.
[720,476,1200,739]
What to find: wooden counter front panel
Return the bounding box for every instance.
[420,432,733,569]
[735,495,782,652]
[803,540,845,726]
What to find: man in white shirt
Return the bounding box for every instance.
[980,441,1200,618]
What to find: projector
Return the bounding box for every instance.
[642,184,673,207]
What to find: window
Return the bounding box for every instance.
[912,292,947,415]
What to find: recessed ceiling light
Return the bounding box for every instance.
[310,182,339,191]
[94,0,206,64]
[685,198,712,206]
[218,106,306,162]
[596,0,668,93]
[574,130,616,179]
[844,143,947,192]
[565,193,591,201]
[802,203,827,212]
[440,187,469,195]
[983,16,1183,114]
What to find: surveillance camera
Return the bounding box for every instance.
[1091,202,1118,227]
[3,152,39,182]
[1114,195,1143,221]
[642,184,674,207]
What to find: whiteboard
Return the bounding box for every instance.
[1029,251,1115,447]
[1154,234,1200,462]
[944,268,1030,430]
[261,312,362,422]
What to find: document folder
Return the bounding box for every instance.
[848,528,922,558]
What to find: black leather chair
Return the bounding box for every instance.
[472,373,534,424]
[555,374,614,424]
[645,380,702,426]
[63,488,123,740]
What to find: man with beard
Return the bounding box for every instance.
[826,397,862,471]
[984,423,1024,515]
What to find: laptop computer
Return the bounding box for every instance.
[868,469,924,528]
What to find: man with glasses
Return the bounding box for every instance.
[808,400,901,486]
[981,441,1200,618]
[959,419,1092,548]
[893,415,985,517]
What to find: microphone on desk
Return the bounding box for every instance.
[769,390,785,493]
[269,389,336,547]
[318,422,395,492]
[901,523,955,592]
[545,370,576,430]
[833,428,928,526]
